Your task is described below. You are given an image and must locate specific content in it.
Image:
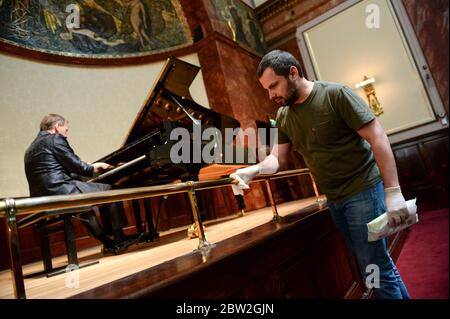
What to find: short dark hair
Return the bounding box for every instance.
[40,114,66,131]
[257,50,304,79]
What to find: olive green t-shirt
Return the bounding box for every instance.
[276,81,381,201]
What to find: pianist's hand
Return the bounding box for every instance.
[229,165,261,196]
[92,162,114,173]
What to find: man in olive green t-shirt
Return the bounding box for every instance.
[230,50,410,299]
[274,80,381,201]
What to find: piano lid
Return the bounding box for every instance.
[124,57,212,146]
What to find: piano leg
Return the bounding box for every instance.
[143,198,159,242]
[131,200,144,234]
[234,194,246,217]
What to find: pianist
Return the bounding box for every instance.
[24,114,140,254]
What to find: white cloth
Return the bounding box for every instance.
[367,198,418,242]
[230,165,261,196]
[384,186,409,226]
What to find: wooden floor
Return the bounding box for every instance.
[0,196,325,299]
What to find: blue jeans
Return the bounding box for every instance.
[327,181,410,299]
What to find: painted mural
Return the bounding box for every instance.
[0,0,192,57]
[213,0,267,55]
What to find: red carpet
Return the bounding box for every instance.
[396,207,449,299]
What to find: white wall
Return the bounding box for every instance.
[0,53,209,198]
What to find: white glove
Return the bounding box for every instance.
[230,165,261,196]
[384,186,409,227]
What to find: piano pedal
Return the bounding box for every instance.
[187,222,206,239]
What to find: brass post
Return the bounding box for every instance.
[5,198,26,299]
[186,182,211,250]
[309,173,326,207]
[264,179,281,222]
[309,173,320,200]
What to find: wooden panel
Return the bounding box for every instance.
[394,144,431,200]
[277,252,319,298]
[312,230,362,298]
[392,129,449,206]
[161,193,193,229]
[198,188,239,220]
[0,218,9,270]
[421,136,449,204]
[71,206,375,299]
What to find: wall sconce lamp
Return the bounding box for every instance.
[355,76,384,116]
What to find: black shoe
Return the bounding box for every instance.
[101,236,119,255]
[114,232,144,254]
[102,245,119,255]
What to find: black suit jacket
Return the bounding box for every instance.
[24,131,110,196]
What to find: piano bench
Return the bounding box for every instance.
[18,206,99,278]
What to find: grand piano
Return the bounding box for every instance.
[89,57,248,240]
[90,57,245,186]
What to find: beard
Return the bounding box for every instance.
[285,79,299,106]
[274,79,299,106]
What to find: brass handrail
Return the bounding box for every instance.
[0,168,314,217]
[0,178,237,217]
[0,168,318,299]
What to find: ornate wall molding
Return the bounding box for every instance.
[255,0,300,22]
